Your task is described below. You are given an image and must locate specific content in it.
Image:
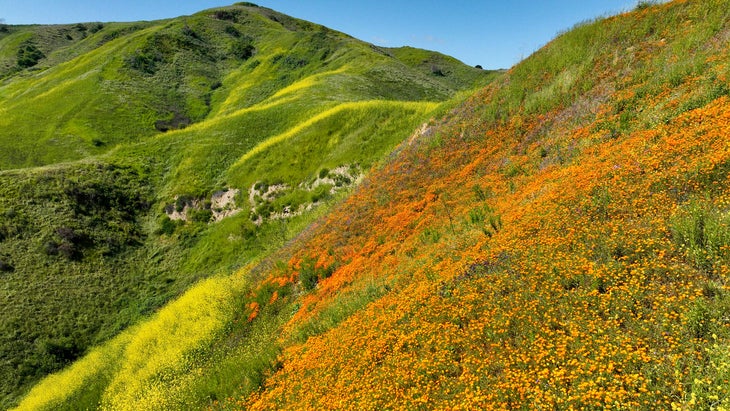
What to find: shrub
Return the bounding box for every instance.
[155,112,191,132]
[40,337,83,366]
[0,259,14,272]
[176,196,193,213]
[273,54,308,69]
[56,227,90,247]
[230,40,255,60]
[332,174,351,187]
[44,241,60,256]
[157,215,177,235]
[430,64,445,76]
[189,209,213,224]
[213,10,241,22]
[310,184,331,203]
[58,242,81,261]
[225,25,241,38]
[17,41,45,68]
[126,49,163,74]
[298,256,335,291]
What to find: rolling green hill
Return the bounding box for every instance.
[0,3,492,408]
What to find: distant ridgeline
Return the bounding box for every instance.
[0,2,492,408]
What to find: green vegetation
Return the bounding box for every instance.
[0,3,490,408]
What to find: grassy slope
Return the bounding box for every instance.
[28,0,726,409]
[0,3,491,409]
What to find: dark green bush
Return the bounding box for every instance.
[298,256,335,291]
[213,10,241,22]
[176,196,192,213]
[17,42,44,68]
[224,25,241,38]
[58,242,81,261]
[44,241,60,256]
[157,215,177,235]
[310,184,331,203]
[0,259,14,272]
[230,39,255,60]
[40,337,83,366]
[189,209,212,224]
[126,49,163,74]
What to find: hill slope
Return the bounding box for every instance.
[0,5,485,171]
[13,0,730,410]
[0,3,491,408]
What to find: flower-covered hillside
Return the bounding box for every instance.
[225,0,730,409]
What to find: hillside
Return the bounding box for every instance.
[10,0,730,410]
[0,3,492,408]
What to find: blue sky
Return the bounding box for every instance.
[0,1,642,69]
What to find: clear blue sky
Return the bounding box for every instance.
[0,1,643,69]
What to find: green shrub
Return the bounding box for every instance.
[298,256,335,291]
[224,25,241,37]
[17,42,45,68]
[230,40,255,60]
[157,215,177,235]
[126,50,163,74]
[213,10,241,22]
[0,259,14,272]
[58,242,81,261]
[310,184,332,203]
[189,209,213,224]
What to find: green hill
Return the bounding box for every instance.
[0,3,492,408]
